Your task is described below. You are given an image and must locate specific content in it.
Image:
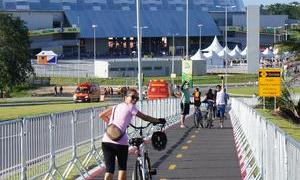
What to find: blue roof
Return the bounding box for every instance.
[65,9,220,38]
[1,0,245,11]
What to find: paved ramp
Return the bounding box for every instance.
[89,115,241,180]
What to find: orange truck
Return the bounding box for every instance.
[147,80,170,100]
[73,82,102,102]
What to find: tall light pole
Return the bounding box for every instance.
[136,0,143,100]
[171,33,178,85]
[216,5,235,90]
[92,24,97,62]
[186,0,189,60]
[285,24,288,41]
[197,24,203,51]
[268,26,282,45]
[77,16,80,84]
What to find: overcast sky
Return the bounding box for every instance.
[243,0,296,6]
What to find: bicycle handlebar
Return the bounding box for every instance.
[129,122,152,130]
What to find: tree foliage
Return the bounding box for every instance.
[260,2,300,20]
[0,13,33,97]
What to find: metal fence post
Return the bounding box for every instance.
[21,118,27,180]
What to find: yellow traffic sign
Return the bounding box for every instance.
[258,68,281,97]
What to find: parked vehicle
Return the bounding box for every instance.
[147,80,169,100]
[73,82,101,102]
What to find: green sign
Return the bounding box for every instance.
[29,27,80,37]
[182,60,193,87]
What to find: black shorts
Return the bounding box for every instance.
[180,102,190,115]
[102,142,128,173]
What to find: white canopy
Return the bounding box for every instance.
[228,49,242,59]
[191,49,206,60]
[36,51,57,56]
[240,47,247,58]
[217,46,231,58]
[262,48,274,58]
[204,51,223,67]
[233,45,242,54]
[201,36,223,53]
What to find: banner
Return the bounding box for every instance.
[29,27,80,37]
[182,60,193,87]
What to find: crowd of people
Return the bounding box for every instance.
[174,76,229,129]
[96,77,230,180]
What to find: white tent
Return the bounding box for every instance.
[228,49,242,59]
[191,49,206,60]
[204,51,223,67]
[36,50,58,64]
[217,46,231,58]
[240,47,247,58]
[262,48,274,58]
[201,36,223,53]
[233,45,242,54]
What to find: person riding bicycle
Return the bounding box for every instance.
[202,89,215,128]
[99,89,166,180]
[193,88,203,128]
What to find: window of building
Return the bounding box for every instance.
[109,68,119,71]
[142,67,152,71]
[127,67,135,71]
[154,66,162,70]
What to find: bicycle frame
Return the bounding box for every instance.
[130,123,155,180]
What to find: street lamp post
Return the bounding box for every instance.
[216,5,235,90]
[197,24,203,51]
[92,24,97,62]
[136,0,143,100]
[171,33,178,85]
[77,16,80,84]
[268,26,283,45]
[186,0,189,60]
[285,24,288,41]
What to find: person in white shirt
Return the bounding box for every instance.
[216,76,226,128]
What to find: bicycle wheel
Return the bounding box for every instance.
[144,152,154,180]
[132,160,143,180]
[208,109,213,129]
[193,113,198,128]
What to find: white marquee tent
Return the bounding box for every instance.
[201,36,223,53]
[262,48,274,58]
[204,51,224,67]
[191,49,206,60]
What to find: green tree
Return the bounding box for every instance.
[265,3,300,20]
[0,13,33,97]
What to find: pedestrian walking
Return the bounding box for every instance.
[179,81,190,128]
[99,89,166,180]
[216,76,226,128]
[59,86,63,96]
[54,86,58,96]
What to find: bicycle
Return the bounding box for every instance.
[203,100,215,129]
[193,106,203,128]
[129,122,157,180]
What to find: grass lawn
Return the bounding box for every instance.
[0,102,113,121]
[50,74,258,86]
[228,86,300,96]
[256,109,300,142]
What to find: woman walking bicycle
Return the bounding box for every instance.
[99,89,166,180]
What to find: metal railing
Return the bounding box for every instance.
[0,98,181,180]
[230,98,300,180]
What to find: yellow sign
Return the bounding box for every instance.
[258,68,281,97]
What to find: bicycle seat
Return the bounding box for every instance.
[129,137,144,147]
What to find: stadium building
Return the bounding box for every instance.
[0,0,246,59]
